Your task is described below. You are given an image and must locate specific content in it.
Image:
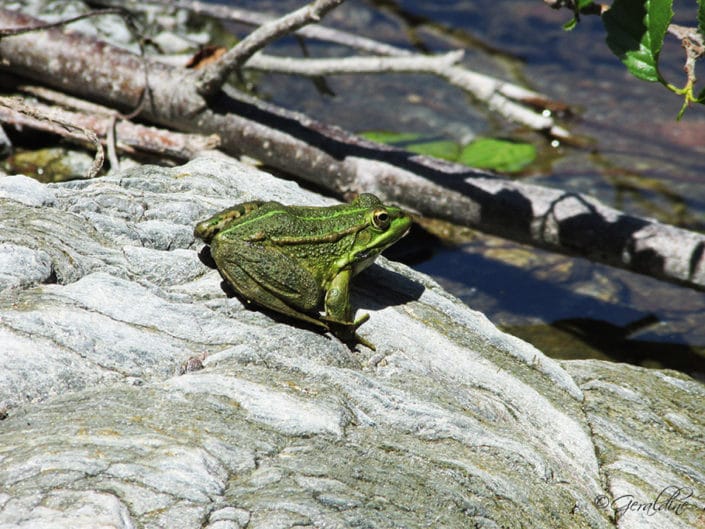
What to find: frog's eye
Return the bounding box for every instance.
[372,208,391,230]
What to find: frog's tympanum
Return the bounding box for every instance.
[195,193,411,348]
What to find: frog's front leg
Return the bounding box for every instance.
[324,269,373,349]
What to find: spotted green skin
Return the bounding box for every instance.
[194,193,411,346]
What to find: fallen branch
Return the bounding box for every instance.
[1,7,704,291]
[0,92,220,162]
[19,84,120,118]
[0,95,104,178]
[245,51,567,137]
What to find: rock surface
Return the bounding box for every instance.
[0,156,703,529]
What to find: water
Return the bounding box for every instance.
[213,0,705,379]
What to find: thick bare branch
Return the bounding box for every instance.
[194,0,345,97]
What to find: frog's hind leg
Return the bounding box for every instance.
[194,201,265,244]
[211,239,327,330]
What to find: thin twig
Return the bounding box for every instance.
[247,49,464,75]
[0,7,126,37]
[245,51,568,136]
[106,114,120,171]
[194,0,345,96]
[667,24,705,95]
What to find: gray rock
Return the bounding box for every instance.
[0,156,702,529]
[0,174,56,207]
[0,243,53,290]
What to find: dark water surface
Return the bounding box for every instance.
[219,0,705,378]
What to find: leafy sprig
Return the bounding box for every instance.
[559,0,705,116]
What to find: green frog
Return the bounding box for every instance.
[194,193,411,348]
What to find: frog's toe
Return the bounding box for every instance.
[352,332,376,351]
[324,315,376,350]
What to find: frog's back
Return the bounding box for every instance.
[263,202,370,280]
[281,202,369,237]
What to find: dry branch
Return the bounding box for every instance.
[0,93,220,162]
[0,7,704,291]
[0,95,104,178]
[246,50,465,75]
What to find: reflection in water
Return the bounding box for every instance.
[412,232,705,380]
[549,316,705,379]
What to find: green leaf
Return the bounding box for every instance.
[562,0,598,31]
[603,0,673,82]
[359,131,422,144]
[359,131,536,172]
[405,140,460,162]
[360,131,461,161]
[698,0,705,41]
[457,138,536,173]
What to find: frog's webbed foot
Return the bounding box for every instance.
[323,313,376,350]
[351,332,376,351]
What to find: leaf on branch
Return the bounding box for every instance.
[603,0,674,82]
[698,0,705,41]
